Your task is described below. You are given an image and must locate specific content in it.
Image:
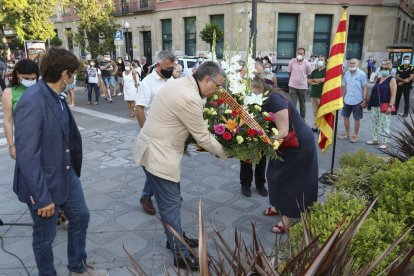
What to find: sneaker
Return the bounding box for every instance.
[403,113,409,117]
[86,101,91,105]
[173,254,199,271]
[94,101,98,105]
[117,93,123,96]
[241,186,252,197]
[139,197,156,215]
[166,232,198,249]
[69,265,108,276]
[256,186,269,197]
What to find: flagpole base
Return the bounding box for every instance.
[319,172,335,186]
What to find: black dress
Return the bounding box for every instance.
[265,93,318,218]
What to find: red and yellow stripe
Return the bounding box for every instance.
[316,9,347,152]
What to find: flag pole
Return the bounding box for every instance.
[330,109,340,174]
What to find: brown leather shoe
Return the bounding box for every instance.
[140,197,156,215]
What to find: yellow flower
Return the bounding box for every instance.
[224,109,232,114]
[211,111,217,116]
[262,111,269,117]
[224,118,238,133]
[212,94,219,101]
[273,140,280,150]
[203,108,210,113]
[272,128,279,136]
[236,136,244,144]
[254,105,262,111]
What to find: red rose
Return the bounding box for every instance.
[247,128,257,137]
[231,110,238,116]
[217,99,225,105]
[222,132,232,140]
[264,116,273,121]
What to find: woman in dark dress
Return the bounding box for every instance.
[265,92,318,233]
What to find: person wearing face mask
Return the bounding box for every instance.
[13,47,108,276]
[307,56,327,132]
[263,63,277,88]
[132,59,143,82]
[132,61,227,271]
[134,50,175,216]
[99,54,117,103]
[287,47,312,119]
[173,58,183,79]
[339,58,368,143]
[86,59,101,105]
[116,57,125,96]
[395,56,414,117]
[122,62,138,117]
[366,63,396,149]
[2,59,39,160]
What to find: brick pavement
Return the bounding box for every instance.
[0,87,408,275]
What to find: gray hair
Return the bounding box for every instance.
[156,51,175,64]
[350,58,360,65]
[193,61,226,81]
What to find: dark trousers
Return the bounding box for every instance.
[395,83,411,114]
[0,76,6,91]
[240,156,267,188]
[87,83,100,102]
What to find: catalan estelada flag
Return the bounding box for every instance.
[316,8,347,153]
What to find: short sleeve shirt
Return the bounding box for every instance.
[309,68,326,98]
[87,66,101,84]
[99,61,112,78]
[397,64,414,80]
[134,70,173,115]
[343,69,367,105]
[288,59,312,90]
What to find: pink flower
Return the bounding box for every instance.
[210,101,218,107]
[256,129,264,136]
[214,124,225,135]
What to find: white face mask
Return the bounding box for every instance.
[404,60,410,65]
[296,54,304,61]
[175,60,179,64]
[20,78,37,87]
[317,61,325,67]
[125,66,131,71]
[263,60,268,65]
[90,62,95,66]
[264,68,271,73]
[349,67,357,72]
[104,57,110,61]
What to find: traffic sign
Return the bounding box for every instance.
[114,30,124,46]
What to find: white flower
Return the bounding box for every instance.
[224,109,232,114]
[273,140,280,150]
[262,111,269,117]
[272,128,279,136]
[244,94,265,106]
[254,105,262,111]
[236,136,244,144]
[211,111,217,116]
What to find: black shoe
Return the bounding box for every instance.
[391,112,397,115]
[173,254,199,271]
[311,127,318,132]
[166,232,198,250]
[403,113,409,117]
[256,186,269,197]
[241,186,252,197]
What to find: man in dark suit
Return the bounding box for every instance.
[13,47,107,276]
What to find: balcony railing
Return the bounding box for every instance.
[113,0,155,15]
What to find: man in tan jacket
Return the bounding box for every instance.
[132,61,227,271]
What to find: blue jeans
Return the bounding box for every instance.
[141,178,153,199]
[143,168,189,257]
[87,83,100,102]
[28,169,90,275]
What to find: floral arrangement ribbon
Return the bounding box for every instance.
[218,86,272,145]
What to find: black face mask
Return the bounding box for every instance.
[160,68,173,79]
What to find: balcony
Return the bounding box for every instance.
[113,0,155,16]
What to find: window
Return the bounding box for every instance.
[346,16,365,60]
[313,15,332,57]
[394,17,401,44]
[66,28,73,52]
[161,19,172,52]
[402,21,406,42]
[185,17,196,56]
[210,14,224,59]
[277,14,298,59]
[121,0,129,13]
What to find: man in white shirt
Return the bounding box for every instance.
[135,50,174,215]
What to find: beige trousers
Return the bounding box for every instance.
[311,97,320,129]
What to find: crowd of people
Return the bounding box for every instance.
[0,45,412,274]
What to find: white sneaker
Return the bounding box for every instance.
[69,266,108,276]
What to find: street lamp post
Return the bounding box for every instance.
[249,0,257,59]
[124,20,130,61]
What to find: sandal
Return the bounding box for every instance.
[263,207,279,216]
[379,144,388,149]
[271,223,286,234]
[366,140,379,145]
[338,133,349,140]
[350,135,358,143]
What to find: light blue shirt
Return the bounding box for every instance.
[343,69,367,105]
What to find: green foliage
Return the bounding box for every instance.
[200,23,224,46]
[290,191,408,273]
[65,0,118,58]
[49,36,62,47]
[9,37,23,49]
[371,158,414,225]
[334,149,389,200]
[76,61,86,81]
[0,0,56,44]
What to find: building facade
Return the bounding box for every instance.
[52,0,414,66]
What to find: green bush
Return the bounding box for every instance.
[334,149,390,200]
[371,158,414,225]
[290,192,407,273]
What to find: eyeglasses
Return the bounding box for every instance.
[210,78,221,89]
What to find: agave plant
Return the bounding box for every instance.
[125,199,414,275]
[380,110,414,162]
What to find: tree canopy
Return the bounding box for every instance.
[200,23,224,46]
